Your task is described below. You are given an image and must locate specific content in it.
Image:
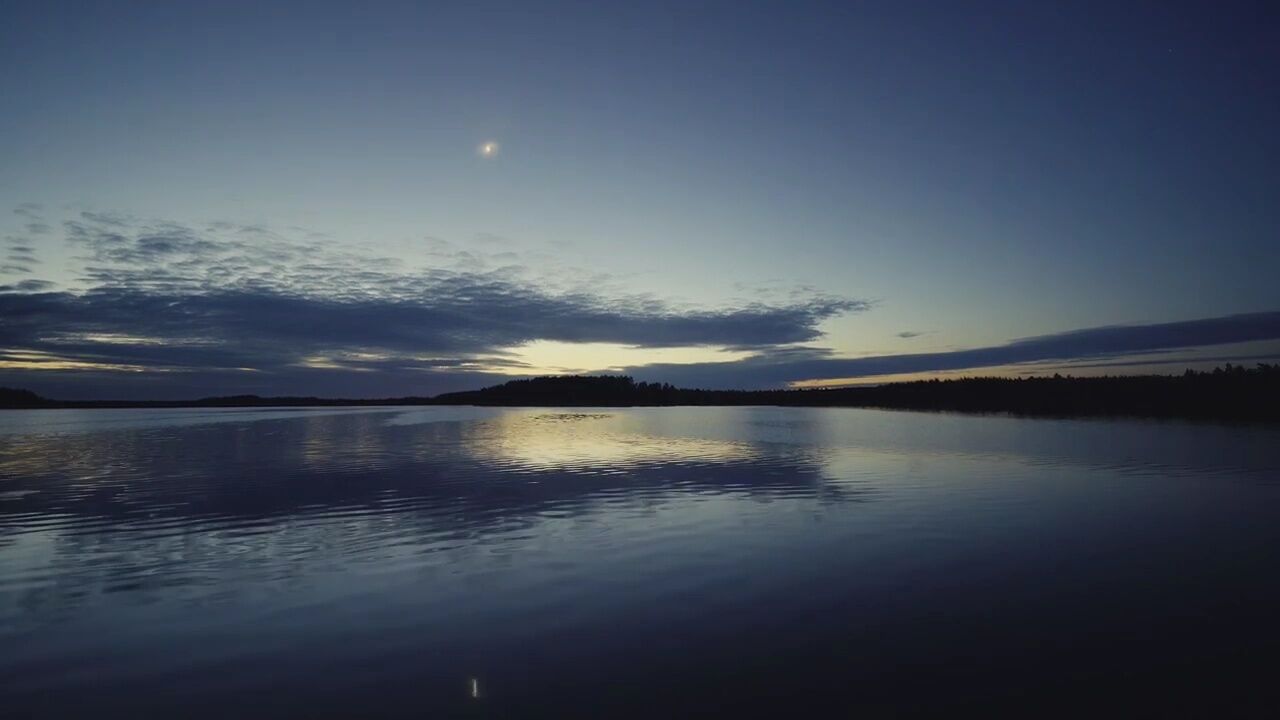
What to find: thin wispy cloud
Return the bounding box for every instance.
[620,313,1280,388]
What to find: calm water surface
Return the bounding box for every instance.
[2,406,1278,717]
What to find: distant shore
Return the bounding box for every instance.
[4,365,1279,422]
[0,391,432,410]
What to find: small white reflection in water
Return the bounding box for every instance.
[470,677,481,699]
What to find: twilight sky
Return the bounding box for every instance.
[2,1,1278,399]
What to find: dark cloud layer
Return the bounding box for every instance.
[6,209,1277,398]
[621,312,1280,389]
[0,285,858,362]
[0,210,868,398]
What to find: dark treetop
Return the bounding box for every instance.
[4,364,1279,422]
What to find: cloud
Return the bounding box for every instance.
[3,207,45,273]
[0,210,870,397]
[0,285,860,363]
[13,203,43,219]
[1043,352,1280,372]
[24,208,1273,397]
[0,279,54,292]
[619,312,1280,388]
[5,238,39,266]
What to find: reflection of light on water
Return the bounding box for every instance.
[464,412,758,471]
[469,677,480,699]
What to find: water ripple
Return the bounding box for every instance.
[2,407,1279,716]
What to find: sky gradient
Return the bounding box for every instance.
[2,1,1279,398]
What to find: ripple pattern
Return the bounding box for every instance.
[2,406,1279,716]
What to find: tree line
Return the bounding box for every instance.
[4,363,1279,421]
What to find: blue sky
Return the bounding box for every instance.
[2,1,1278,398]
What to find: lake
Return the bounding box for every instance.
[2,406,1278,717]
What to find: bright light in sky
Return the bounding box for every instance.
[478,140,500,159]
[497,341,753,376]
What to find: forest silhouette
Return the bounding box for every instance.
[4,363,1278,421]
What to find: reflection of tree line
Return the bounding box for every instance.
[4,364,1278,419]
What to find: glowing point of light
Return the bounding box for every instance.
[478,141,500,158]
[469,677,481,698]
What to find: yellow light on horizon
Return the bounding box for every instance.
[485,340,752,376]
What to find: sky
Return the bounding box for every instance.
[1,0,1278,399]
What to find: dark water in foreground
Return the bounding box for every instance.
[1,406,1278,717]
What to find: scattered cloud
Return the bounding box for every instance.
[7,206,1273,399]
[0,208,871,397]
[3,206,45,274]
[0,279,54,292]
[12,203,43,219]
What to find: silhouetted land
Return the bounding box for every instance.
[4,363,1279,421]
[0,389,433,410]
